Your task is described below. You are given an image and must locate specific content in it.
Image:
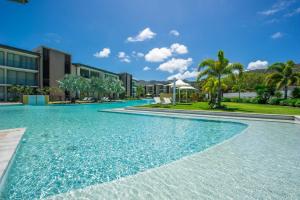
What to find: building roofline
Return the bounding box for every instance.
[72,63,119,76]
[34,45,72,56]
[0,44,40,56]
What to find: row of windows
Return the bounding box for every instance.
[6,70,37,86]
[7,53,38,70]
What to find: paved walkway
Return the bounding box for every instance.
[0,128,25,179]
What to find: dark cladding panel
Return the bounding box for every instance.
[42,48,50,87]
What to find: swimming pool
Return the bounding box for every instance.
[0,100,248,199]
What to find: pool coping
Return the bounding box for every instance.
[0,128,26,182]
[125,106,300,122]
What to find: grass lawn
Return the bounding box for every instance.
[140,102,300,115]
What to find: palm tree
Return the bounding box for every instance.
[202,77,227,106]
[230,69,244,99]
[266,60,300,99]
[198,50,243,107]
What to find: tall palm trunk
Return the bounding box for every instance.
[217,74,222,107]
[284,85,288,99]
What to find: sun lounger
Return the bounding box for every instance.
[152,97,161,104]
[162,97,172,105]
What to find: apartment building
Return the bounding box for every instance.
[0,44,39,101]
[0,43,135,101]
[34,46,71,100]
[72,63,119,80]
[119,73,133,98]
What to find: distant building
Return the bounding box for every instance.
[119,73,132,98]
[0,44,39,101]
[72,63,119,80]
[34,46,71,100]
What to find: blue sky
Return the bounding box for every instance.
[1,0,300,81]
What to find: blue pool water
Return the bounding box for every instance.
[0,100,247,199]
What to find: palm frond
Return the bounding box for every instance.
[268,63,285,72]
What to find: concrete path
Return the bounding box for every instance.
[0,128,25,179]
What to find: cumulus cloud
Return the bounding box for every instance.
[127,27,156,42]
[157,58,193,73]
[167,70,199,81]
[144,43,188,62]
[170,43,188,54]
[94,48,111,58]
[143,66,151,71]
[169,30,180,36]
[137,52,144,57]
[118,51,131,63]
[271,32,284,39]
[132,51,144,58]
[145,47,172,62]
[259,0,296,16]
[247,60,269,70]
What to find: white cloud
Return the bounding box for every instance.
[271,32,283,39]
[143,66,151,71]
[94,48,111,58]
[145,47,172,62]
[247,60,269,70]
[170,43,188,54]
[44,33,62,44]
[259,0,296,16]
[144,43,188,62]
[157,58,193,73]
[118,51,131,63]
[127,27,156,42]
[169,30,180,36]
[137,52,144,57]
[167,70,199,81]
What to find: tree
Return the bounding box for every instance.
[58,74,81,102]
[136,85,145,98]
[198,50,243,107]
[90,77,106,100]
[266,60,300,99]
[202,77,227,107]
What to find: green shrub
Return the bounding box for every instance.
[268,97,283,105]
[231,97,243,103]
[279,99,297,106]
[242,98,252,103]
[250,97,259,104]
[222,97,231,102]
[292,88,300,98]
[274,91,283,98]
[295,100,300,107]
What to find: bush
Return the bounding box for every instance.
[230,97,243,103]
[250,97,260,104]
[295,100,300,107]
[242,98,252,103]
[222,97,231,102]
[274,91,283,98]
[292,88,300,98]
[268,97,283,105]
[279,99,297,107]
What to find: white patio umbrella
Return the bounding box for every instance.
[168,80,192,102]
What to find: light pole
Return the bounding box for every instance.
[172,78,176,105]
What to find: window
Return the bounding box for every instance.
[0,87,4,101]
[26,72,36,86]
[80,68,90,78]
[17,71,26,85]
[0,68,4,84]
[91,71,100,77]
[7,70,17,84]
[7,53,14,67]
[0,51,4,65]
